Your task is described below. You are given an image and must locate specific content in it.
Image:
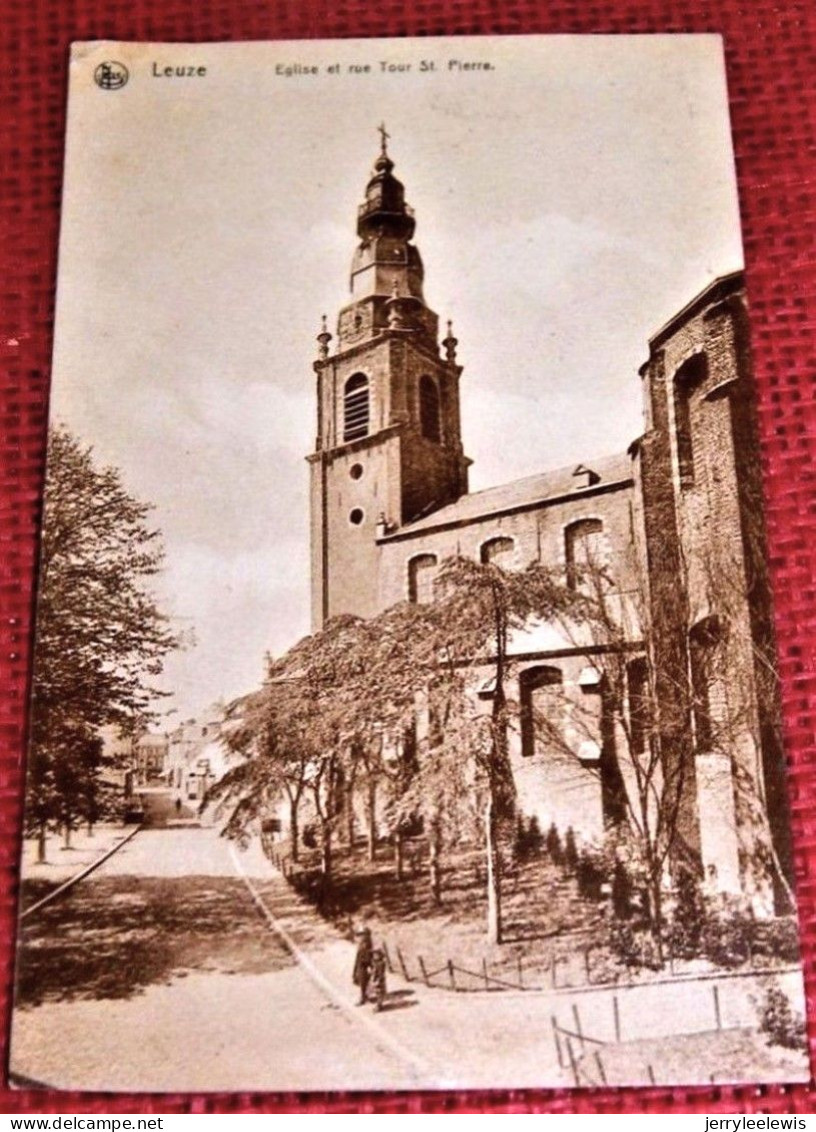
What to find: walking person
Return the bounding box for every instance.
[369,946,387,1011]
[352,926,373,1005]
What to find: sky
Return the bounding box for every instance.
[51,36,745,723]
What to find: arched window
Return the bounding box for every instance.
[673,354,707,488]
[564,518,605,592]
[419,375,441,443]
[343,373,370,442]
[408,553,438,604]
[689,615,724,752]
[519,666,563,758]
[480,536,514,567]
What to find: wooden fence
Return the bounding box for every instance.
[263,840,796,999]
[382,941,531,993]
[550,984,728,1086]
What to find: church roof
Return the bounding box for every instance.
[382,451,634,541]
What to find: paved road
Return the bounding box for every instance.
[138,786,199,828]
[10,820,567,1092]
[15,813,801,1091]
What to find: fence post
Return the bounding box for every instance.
[593,1050,607,1086]
[382,940,393,974]
[613,994,621,1043]
[565,1037,580,1087]
[552,957,559,989]
[396,946,410,982]
[647,1064,656,1085]
[517,955,523,989]
[551,1016,564,1069]
[448,959,456,990]
[572,1003,585,1052]
[582,947,591,984]
[713,984,722,1030]
[482,958,490,991]
[419,956,430,987]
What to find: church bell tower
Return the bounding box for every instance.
[308,129,470,629]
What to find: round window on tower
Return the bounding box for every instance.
[349,463,364,481]
[349,508,365,526]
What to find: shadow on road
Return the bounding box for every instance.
[377,990,418,1014]
[15,874,297,1009]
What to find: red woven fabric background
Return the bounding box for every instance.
[2,0,815,1115]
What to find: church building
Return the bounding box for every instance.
[307,136,793,911]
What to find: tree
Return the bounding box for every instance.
[217,615,381,887]
[205,685,310,861]
[356,597,466,890]
[213,557,572,941]
[206,612,418,886]
[26,424,179,858]
[394,556,572,943]
[529,540,692,960]
[385,666,481,904]
[530,522,793,961]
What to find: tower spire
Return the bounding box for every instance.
[349,132,422,304]
[309,141,471,629]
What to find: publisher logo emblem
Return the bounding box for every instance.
[94,61,129,90]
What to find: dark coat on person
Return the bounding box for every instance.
[352,930,373,987]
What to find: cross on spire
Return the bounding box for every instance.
[378,122,390,155]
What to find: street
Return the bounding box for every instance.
[10,807,568,1092]
[12,794,807,1092]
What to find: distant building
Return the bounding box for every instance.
[135,732,168,782]
[99,725,168,792]
[165,707,239,804]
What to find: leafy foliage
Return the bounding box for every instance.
[564,826,579,873]
[27,425,179,843]
[211,556,574,939]
[611,859,634,920]
[757,983,807,1051]
[753,916,801,965]
[575,847,605,901]
[546,822,564,865]
[700,901,753,968]
[667,869,705,958]
[515,814,544,861]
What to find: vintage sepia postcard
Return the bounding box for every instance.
[10,35,810,1092]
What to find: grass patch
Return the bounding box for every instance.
[274,838,614,989]
[574,1027,809,1086]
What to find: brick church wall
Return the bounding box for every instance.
[641,275,789,907]
[377,477,638,609]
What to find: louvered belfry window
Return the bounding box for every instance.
[343,373,370,442]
